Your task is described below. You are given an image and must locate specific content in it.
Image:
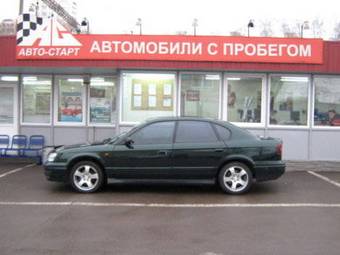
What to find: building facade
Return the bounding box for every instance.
[0,19,16,36]
[1,36,340,161]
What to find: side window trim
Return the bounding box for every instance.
[173,120,179,144]
[208,122,220,142]
[211,123,222,142]
[212,123,232,142]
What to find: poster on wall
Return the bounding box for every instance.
[148,96,157,107]
[133,96,142,107]
[60,92,82,122]
[131,79,174,110]
[163,98,172,107]
[186,90,200,101]
[90,88,112,123]
[148,84,156,95]
[90,88,105,98]
[133,84,142,95]
[163,84,172,96]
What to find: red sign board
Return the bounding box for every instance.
[16,16,324,64]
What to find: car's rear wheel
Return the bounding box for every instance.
[69,161,105,193]
[218,162,253,194]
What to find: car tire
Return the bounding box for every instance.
[218,162,253,195]
[69,161,105,193]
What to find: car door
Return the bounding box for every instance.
[172,120,226,179]
[110,121,175,179]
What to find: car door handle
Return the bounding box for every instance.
[158,150,169,156]
[214,149,224,152]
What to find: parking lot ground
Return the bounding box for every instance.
[316,171,340,184]
[0,161,32,175]
[0,164,340,255]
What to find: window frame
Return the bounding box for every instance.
[178,72,222,119]
[20,74,53,126]
[223,73,266,128]
[87,75,117,127]
[312,74,340,130]
[54,75,87,127]
[268,74,311,129]
[119,71,178,125]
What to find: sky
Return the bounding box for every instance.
[1,0,340,39]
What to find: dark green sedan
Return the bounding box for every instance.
[44,117,285,194]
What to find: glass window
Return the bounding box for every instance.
[214,124,231,141]
[130,121,175,145]
[227,76,263,123]
[180,74,220,118]
[314,77,340,127]
[175,121,218,143]
[22,75,51,123]
[89,76,117,124]
[0,87,14,124]
[270,76,309,126]
[0,75,18,124]
[56,76,84,123]
[122,73,175,123]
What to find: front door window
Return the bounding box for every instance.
[130,121,175,145]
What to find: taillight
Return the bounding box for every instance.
[276,143,282,157]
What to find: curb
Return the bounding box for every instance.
[285,161,340,172]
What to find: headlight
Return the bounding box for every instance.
[47,152,57,162]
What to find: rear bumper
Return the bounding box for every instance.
[44,162,68,182]
[253,161,285,182]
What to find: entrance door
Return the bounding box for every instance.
[0,84,18,137]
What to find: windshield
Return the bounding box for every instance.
[102,122,143,144]
[103,132,127,144]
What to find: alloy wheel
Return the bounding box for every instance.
[73,165,100,192]
[221,164,250,193]
[217,161,253,195]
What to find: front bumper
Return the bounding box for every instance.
[253,161,285,182]
[44,162,68,182]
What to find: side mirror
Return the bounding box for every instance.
[124,137,134,149]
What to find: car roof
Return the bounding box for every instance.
[144,116,235,128]
[145,116,219,123]
[143,117,255,139]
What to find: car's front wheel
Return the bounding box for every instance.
[218,162,253,194]
[69,161,105,193]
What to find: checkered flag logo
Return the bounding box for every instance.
[16,13,43,45]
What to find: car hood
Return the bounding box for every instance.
[55,141,107,152]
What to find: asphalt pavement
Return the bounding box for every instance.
[0,162,340,255]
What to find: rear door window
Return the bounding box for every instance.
[175,121,218,143]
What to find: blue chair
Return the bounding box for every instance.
[23,135,45,164]
[5,135,27,157]
[0,135,10,156]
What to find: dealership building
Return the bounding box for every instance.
[1,23,340,161]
